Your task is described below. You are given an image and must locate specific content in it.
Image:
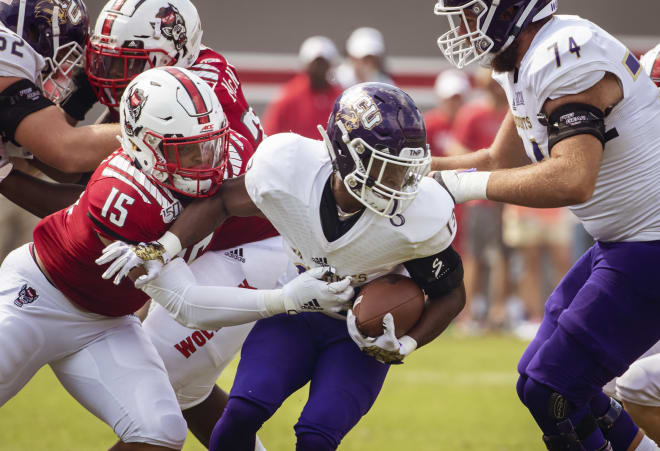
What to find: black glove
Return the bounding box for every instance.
[60,67,98,121]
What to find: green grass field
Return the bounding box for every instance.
[1,332,544,451]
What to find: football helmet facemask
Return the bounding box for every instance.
[434,0,558,68]
[119,66,228,198]
[318,82,431,218]
[87,0,202,107]
[0,0,89,102]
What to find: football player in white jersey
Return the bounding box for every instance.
[433,1,660,450]
[603,45,660,444]
[0,0,121,179]
[96,82,466,450]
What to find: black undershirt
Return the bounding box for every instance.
[319,176,365,242]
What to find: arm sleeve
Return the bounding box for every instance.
[403,245,464,298]
[141,258,277,329]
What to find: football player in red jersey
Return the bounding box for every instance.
[0,67,353,450]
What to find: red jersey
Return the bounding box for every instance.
[33,132,275,317]
[261,74,342,139]
[423,108,453,158]
[190,46,265,149]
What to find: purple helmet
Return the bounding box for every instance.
[0,0,89,101]
[434,0,558,68]
[318,82,431,218]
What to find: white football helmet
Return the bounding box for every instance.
[641,43,660,88]
[119,66,229,198]
[86,0,203,107]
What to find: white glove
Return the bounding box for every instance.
[269,266,354,315]
[431,169,490,204]
[346,310,417,364]
[0,142,12,183]
[95,240,171,286]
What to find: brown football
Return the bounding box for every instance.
[352,274,425,338]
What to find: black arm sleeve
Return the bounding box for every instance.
[403,245,464,298]
[0,79,54,143]
[59,69,98,122]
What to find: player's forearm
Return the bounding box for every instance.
[142,283,282,330]
[430,148,493,172]
[407,283,466,348]
[60,124,120,172]
[0,170,84,218]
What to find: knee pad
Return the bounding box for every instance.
[296,432,336,451]
[522,378,607,451]
[121,411,188,449]
[224,397,271,432]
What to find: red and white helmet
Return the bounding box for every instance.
[641,43,660,88]
[86,0,202,107]
[119,66,229,198]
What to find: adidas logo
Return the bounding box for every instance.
[224,248,245,263]
[311,256,328,266]
[300,299,323,311]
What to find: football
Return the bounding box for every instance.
[352,274,425,338]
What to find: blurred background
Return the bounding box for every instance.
[2,2,660,449]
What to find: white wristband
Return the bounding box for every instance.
[456,171,491,202]
[261,289,286,316]
[158,231,183,258]
[399,335,418,356]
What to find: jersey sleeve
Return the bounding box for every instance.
[0,27,44,83]
[528,25,617,103]
[244,133,311,207]
[85,176,167,244]
[225,130,255,178]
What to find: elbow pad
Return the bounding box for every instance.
[546,103,605,153]
[0,79,54,143]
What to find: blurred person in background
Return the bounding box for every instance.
[451,68,510,332]
[262,36,342,138]
[502,205,572,339]
[424,69,471,158]
[335,27,394,88]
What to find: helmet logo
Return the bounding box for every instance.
[337,94,383,132]
[123,86,148,137]
[156,3,188,56]
[35,0,83,26]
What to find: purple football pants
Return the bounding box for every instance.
[519,240,660,406]
[210,312,390,451]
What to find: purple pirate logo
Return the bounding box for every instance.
[156,3,188,56]
[14,284,39,307]
[35,0,84,26]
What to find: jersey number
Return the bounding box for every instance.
[547,36,581,68]
[0,35,24,57]
[101,187,135,227]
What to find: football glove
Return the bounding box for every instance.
[272,267,354,315]
[96,240,171,286]
[346,310,417,364]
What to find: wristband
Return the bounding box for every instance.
[456,170,491,201]
[159,231,183,258]
[399,335,418,356]
[261,289,286,316]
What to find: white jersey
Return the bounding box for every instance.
[492,15,660,242]
[245,133,456,291]
[0,23,45,158]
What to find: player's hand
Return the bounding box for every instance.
[0,143,12,183]
[140,258,194,298]
[346,311,417,364]
[95,240,171,286]
[281,266,354,314]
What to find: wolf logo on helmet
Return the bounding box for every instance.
[128,87,147,122]
[156,3,188,55]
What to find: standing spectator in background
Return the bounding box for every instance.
[424,70,470,261]
[425,70,471,158]
[262,36,342,139]
[336,27,394,88]
[451,68,510,331]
